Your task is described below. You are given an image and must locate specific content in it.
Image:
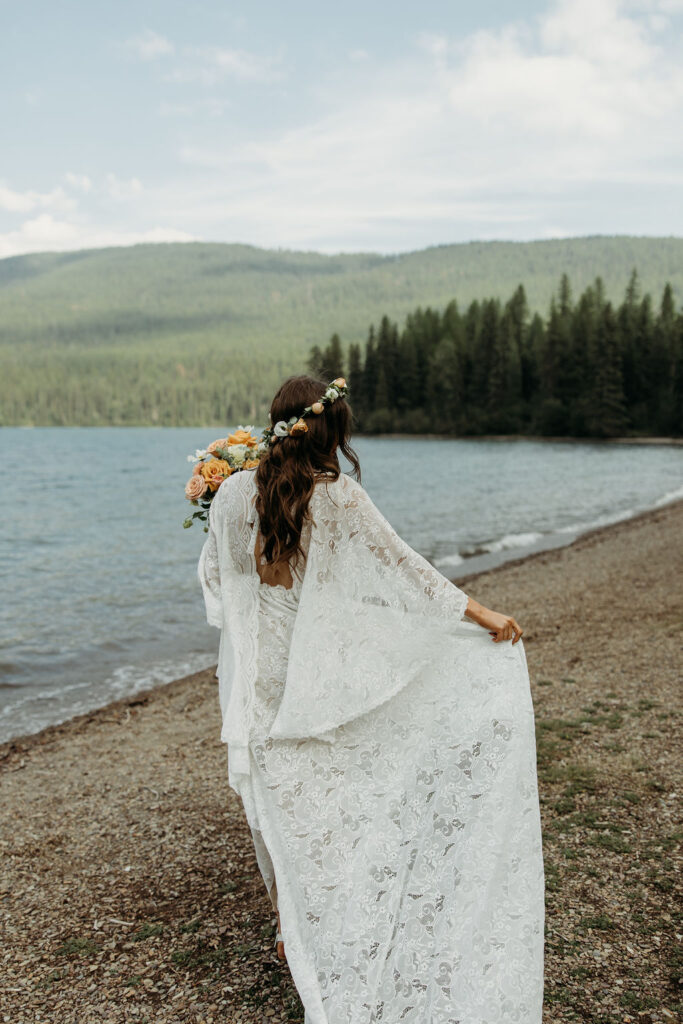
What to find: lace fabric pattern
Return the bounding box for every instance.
[197,469,545,1022]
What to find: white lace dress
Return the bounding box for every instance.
[198,470,545,1024]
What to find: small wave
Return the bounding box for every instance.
[104,654,217,702]
[435,552,465,569]
[653,483,683,507]
[461,532,545,558]
[556,507,638,535]
[481,531,545,553]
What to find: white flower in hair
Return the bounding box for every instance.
[273,420,291,437]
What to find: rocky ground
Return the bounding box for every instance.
[1,501,681,1024]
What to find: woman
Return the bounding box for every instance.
[198,375,544,1024]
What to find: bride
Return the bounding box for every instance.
[198,374,544,1024]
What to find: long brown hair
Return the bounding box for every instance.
[254,374,361,570]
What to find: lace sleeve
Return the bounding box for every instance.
[197,495,224,629]
[336,474,469,623]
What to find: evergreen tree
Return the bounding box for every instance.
[471,298,500,407]
[588,302,628,437]
[396,334,420,412]
[619,269,641,410]
[306,344,325,378]
[363,327,378,410]
[322,333,344,379]
[347,342,363,420]
[426,336,464,431]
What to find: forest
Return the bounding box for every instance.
[0,237,681,429]
[307,272,683,437]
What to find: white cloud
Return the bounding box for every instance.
[126,30,174,61]
[64,172,92,193]
[0,183,73,214]
[0,214,195,259]
[167,45,285,85]
[169,0,683,248]
[105,174,144,200]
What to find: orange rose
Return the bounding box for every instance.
[227,429,259,448]
[289,419,308,435]
[185,475,208,501]
[311,401,324,414]
[192,462,202,475]
[200,458,231,491]
[333,377,346,388]
[244,458,260,469]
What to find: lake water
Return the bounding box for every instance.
[1,428,681,744]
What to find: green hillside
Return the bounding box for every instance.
[0,235,681,425]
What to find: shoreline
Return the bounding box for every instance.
[5,423,683,446]
[1,497,681,761]
[361,432,683,446]
[1,497,681,1021]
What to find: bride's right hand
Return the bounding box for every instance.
[465,598,524,644]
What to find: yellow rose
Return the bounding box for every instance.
[311,401,324,414]
[227,429,258,448]
[200,458,231,491]
[243,458,260,469]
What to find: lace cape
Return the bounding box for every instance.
[198,469,471,794]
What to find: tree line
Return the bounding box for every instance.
[307,272,683,437]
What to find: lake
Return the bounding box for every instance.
[1,428,681,744]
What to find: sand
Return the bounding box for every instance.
[1,502,681,1024]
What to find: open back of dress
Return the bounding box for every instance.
[198,469,545,1024]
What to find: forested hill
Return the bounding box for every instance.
[1,235,681,426]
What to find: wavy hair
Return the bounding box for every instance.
[254,374,361,572]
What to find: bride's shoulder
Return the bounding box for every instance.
[313,472,367,508]
[213,467,256,510]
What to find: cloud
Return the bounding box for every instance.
[167,45,285,85]
[0,183,73,214]
[126,30,174,61]
[105,174,144,200]
[64,172,92,193]
[0,214,195,259]
[170,0,683,249]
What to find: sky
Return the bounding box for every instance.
[1,0,682,258]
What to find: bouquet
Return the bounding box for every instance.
[183,426,267,530]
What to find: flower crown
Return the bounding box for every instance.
[261,377,348,446]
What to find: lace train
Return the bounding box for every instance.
[239,582,544,1024]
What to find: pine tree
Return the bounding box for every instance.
[306,344,325,378]
[619,269,641,410]
[347,343,364,419]
[396,334,420,412]
[471,298,500,407]
[426,336,463,431]
[322,333,344,379]
[363,327,378,410]
[588,302,628,437]
[651,283,678,432]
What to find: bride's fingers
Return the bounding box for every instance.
[512,621,524,644]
